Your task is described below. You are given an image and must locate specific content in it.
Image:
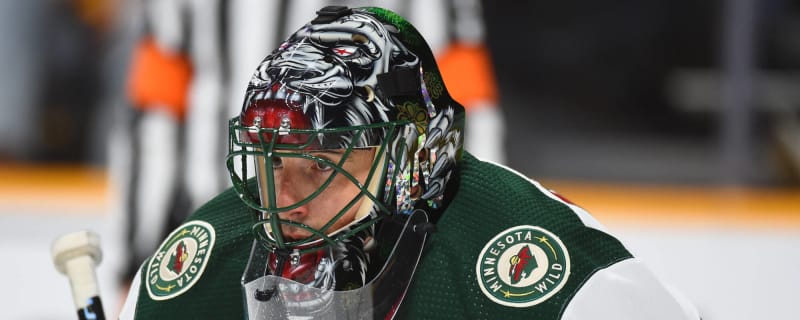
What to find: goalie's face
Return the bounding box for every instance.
[261,148,376,241]
[227,102,396,252]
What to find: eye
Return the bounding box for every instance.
[314,161,333,172]
[270,156,283,169]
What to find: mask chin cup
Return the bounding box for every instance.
[241,209,431,320]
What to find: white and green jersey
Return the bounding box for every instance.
[120,152,699,319]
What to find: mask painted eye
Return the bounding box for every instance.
[332,46,358,58]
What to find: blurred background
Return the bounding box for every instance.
[1,0,798,319]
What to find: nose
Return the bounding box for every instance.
[274,160,310,222]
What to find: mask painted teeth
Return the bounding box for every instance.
[275,85,288,99]
[250,84,308,110]
[289,91,303,103]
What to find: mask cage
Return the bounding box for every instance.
[227,117,413,253]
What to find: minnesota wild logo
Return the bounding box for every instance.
[146,220,215,301]
[476,225,570,307]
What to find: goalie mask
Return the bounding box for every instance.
[226,6,464,319]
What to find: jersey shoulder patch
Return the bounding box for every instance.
[145,220,216,301]
[475,225,570,307]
